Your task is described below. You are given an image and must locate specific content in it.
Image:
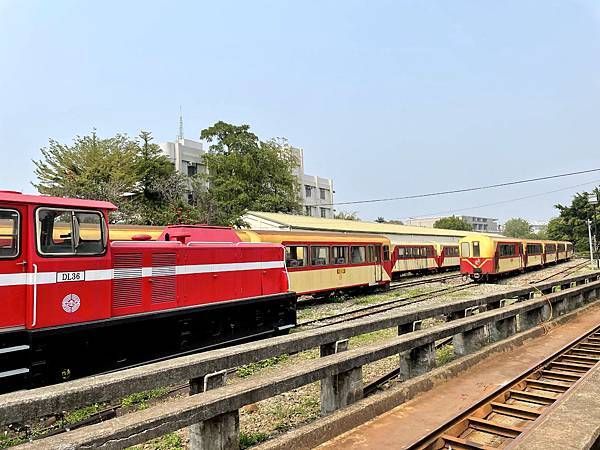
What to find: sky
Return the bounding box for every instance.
[1,0,599,224]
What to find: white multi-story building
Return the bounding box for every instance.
[158,138,335,218]
[291,148,334,219]
[158,138,207,178]
[529,221,548,234]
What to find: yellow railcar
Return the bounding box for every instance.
[236,230,393,296]
[459,235,572,280]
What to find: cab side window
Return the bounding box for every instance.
[0,209,19,258]
[37,208,106,256]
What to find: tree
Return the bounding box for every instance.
[33,130,188,225]
[433,216,472,231]
[547,189,600,251]
[375,217,404,225]
[502,218,532,238]
[333,211,360,221]
[199,122,302,226]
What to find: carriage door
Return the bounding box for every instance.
[0,206,27,328]
[372,245,383,282]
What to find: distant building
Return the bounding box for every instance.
[405,215,500,233]
[291,148,334,219]
[529,221,548,234]
[158,138,207,178]
[158,139,335,217]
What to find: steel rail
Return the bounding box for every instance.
[297,283,477,329]
[406,322,600,449]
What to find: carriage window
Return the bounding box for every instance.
[461,242,470,257]
[350,246,366,264]
[285,246,308,267]
[398,247,405,257]
[37,209,105,256]
[425,247,434,257]
[545,244,556,254]
[331,246,348,264]
[499,244,516,257]
[527,244,543,255]
[0,209,19,258]
[383,245,390,261]
[310,246,329,266]
[472,241,480,257]
[444,246,459,257]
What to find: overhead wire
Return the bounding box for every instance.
[323,168,600,207]
[401,178,600,221]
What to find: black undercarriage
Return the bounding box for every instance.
[0,292,296,394]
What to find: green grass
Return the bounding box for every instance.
[239,431,269,449]
[127,432,183,450]
[236,354,289,378]
[0,434,26,449]
[121,388,170,410]
[436,344,454,366]
[63,403,104,424]
[349,328,396,347]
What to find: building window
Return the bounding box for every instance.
[305,185,313,197]
[187,163,197,177]
[320,188,327,200]
[305,206,312,216]
[320,208,328,218]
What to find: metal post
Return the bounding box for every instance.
[588,219,594,267]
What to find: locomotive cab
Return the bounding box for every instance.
[0,192,115,331]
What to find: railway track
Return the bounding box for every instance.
[390,272,462,290]
[297,282,477,330]
[528,259,590,284]
[406,322,600,449]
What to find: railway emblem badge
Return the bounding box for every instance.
[62,293,81,313]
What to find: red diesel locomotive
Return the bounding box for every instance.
[0,191,296,392]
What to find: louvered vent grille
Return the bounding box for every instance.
[113,253,143,308]
[151,253,177,304]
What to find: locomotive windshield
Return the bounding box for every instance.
[0,209,19,258]
[36,208,106,256]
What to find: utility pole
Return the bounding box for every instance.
[588,192,598,268]
[588,218,594,267]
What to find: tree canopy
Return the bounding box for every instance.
[33,131,191,225]
[334,211,360,221]
[547,189,600,251]
[375,217,404,225]
[502,218,532,238]
[198,122,302,226]
[433,216,472,231]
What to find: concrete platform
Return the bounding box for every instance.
[317,304,600,450]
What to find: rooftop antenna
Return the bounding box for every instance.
[178,106,184,141]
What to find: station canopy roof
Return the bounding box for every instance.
[243,211,490,238]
